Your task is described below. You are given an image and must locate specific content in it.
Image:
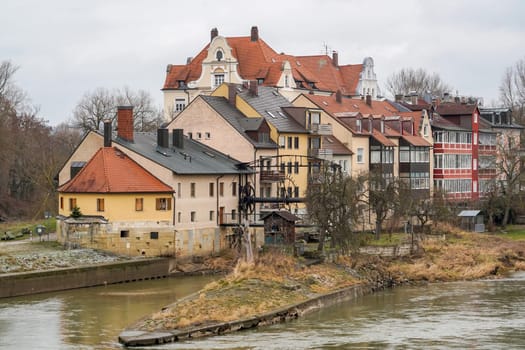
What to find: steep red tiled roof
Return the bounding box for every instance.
[163,33,363,95]
[436,103,478,116]
[58,147,173,193]
[322,136,353,155]
[401,135,432,147]
[372,130,396,147]
[304,94,401,116]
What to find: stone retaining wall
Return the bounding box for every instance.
[119,283,373,347]
[0,258,171,298]
[359,243,413,257]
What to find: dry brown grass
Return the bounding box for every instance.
[139,251,359,332]
[388,231,525,282]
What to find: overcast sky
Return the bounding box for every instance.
[2,0,524,126]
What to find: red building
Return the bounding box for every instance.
[431,103,496,201]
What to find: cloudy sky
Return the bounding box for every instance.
[2,0,524,126]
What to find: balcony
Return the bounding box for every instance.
[308,123,333,135]
[308,148,333,160]
[260,170,285,182]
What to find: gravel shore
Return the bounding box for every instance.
[0,237,130,274]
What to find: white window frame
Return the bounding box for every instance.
[357,148,364,163]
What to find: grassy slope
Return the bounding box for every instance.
[136,230,525,333]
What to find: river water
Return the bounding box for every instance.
[1,272,525,349]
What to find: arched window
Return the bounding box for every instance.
[216,50,223,61]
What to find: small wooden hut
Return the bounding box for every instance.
[261,211,301,245]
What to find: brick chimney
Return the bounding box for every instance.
[249,80,258,96]
[211,27,218,41]
[228,84,237,105]
[336,89,342,103]
[173,129,184,149]
[395,94,403,102]
[103,119,112,147]
[365,94,372,107]
[117,106,134,142]
[157,128,169,148]
[250,26,259,42]
[332,51,338,67]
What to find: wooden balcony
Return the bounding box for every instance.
[260,170,285,182]
[308,148,333,160]
[308,123,333,135]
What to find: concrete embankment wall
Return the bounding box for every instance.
[119,283,373,347]
[0,258,171,298]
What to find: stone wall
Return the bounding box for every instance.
[0,258,170,298]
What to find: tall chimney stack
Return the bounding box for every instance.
[157,128,169,148]
[365,94,372,107]
[103,119,112,147]
[117,106,134,142]
[211,27,218,41]
[250,26,259,42]
[173,129,184,149]
[332,51,338,67]
[336,89,342,103]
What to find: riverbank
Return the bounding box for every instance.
[120,230,525,346]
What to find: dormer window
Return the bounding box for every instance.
[216,50,223,61]
[257,78,264,85]
[356,119,362,133]
[284,75,289,87]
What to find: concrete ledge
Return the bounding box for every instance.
[119,283,372,346]
[0,258,171,298]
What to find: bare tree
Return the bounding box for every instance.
[306,165,366,253]
[386,67,452,99]
[366,174,404,240]
[71,87,163,133]
[496,133,522,226]
[499,57,525,124]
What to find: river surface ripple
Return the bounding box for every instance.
[1,272,524,349]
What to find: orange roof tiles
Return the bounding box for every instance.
[163,33,363,95]
[58,147,173,194]
[304,94,400,116]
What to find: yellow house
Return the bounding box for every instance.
[57,107,255,257]
[211,83,312,215]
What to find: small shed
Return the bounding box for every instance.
[261,210,301,245]
[458,210,484,232]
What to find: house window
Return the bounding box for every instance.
[135,198,143,211]
[191,211,196,222]
[97,198,104,211]
[156,198,172,210]
[219,182,224,196]
[150,232,159,240]
[356,119,362,133]
[175,99,186,112]
[120,230,129,238]
[310,111,320,125]
[177,212,181,223]
[60,197,64,210]
[188,132,193,139]
[473,159,477,170]
[177,183,181,198]
[294,186,300,197]
[473,133,478,145]
[285,75,289,87]
[294,137,299,149]
[288,137,293,149]
[473,180,478,193]
[231,209,237,221]
[197,132,202,139]
[287,162,292,174]
[232,182,237,196]
[423,125,428,137]
[294,162,299,174]
[357,148,364,163]
[216,50,223,61]
[190,183,196,197]
[205,132,211,139]
[69,198,77,211]
[209,182,214,197]
[214,74,224,87]
[209,210,215,221]
[279,136,286,148]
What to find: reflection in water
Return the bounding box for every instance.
[0,276,216,350]
[1,273,525,349]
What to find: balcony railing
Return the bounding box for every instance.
[308,148,333,160]
[308,123,333,135]
[260,170,285,182]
